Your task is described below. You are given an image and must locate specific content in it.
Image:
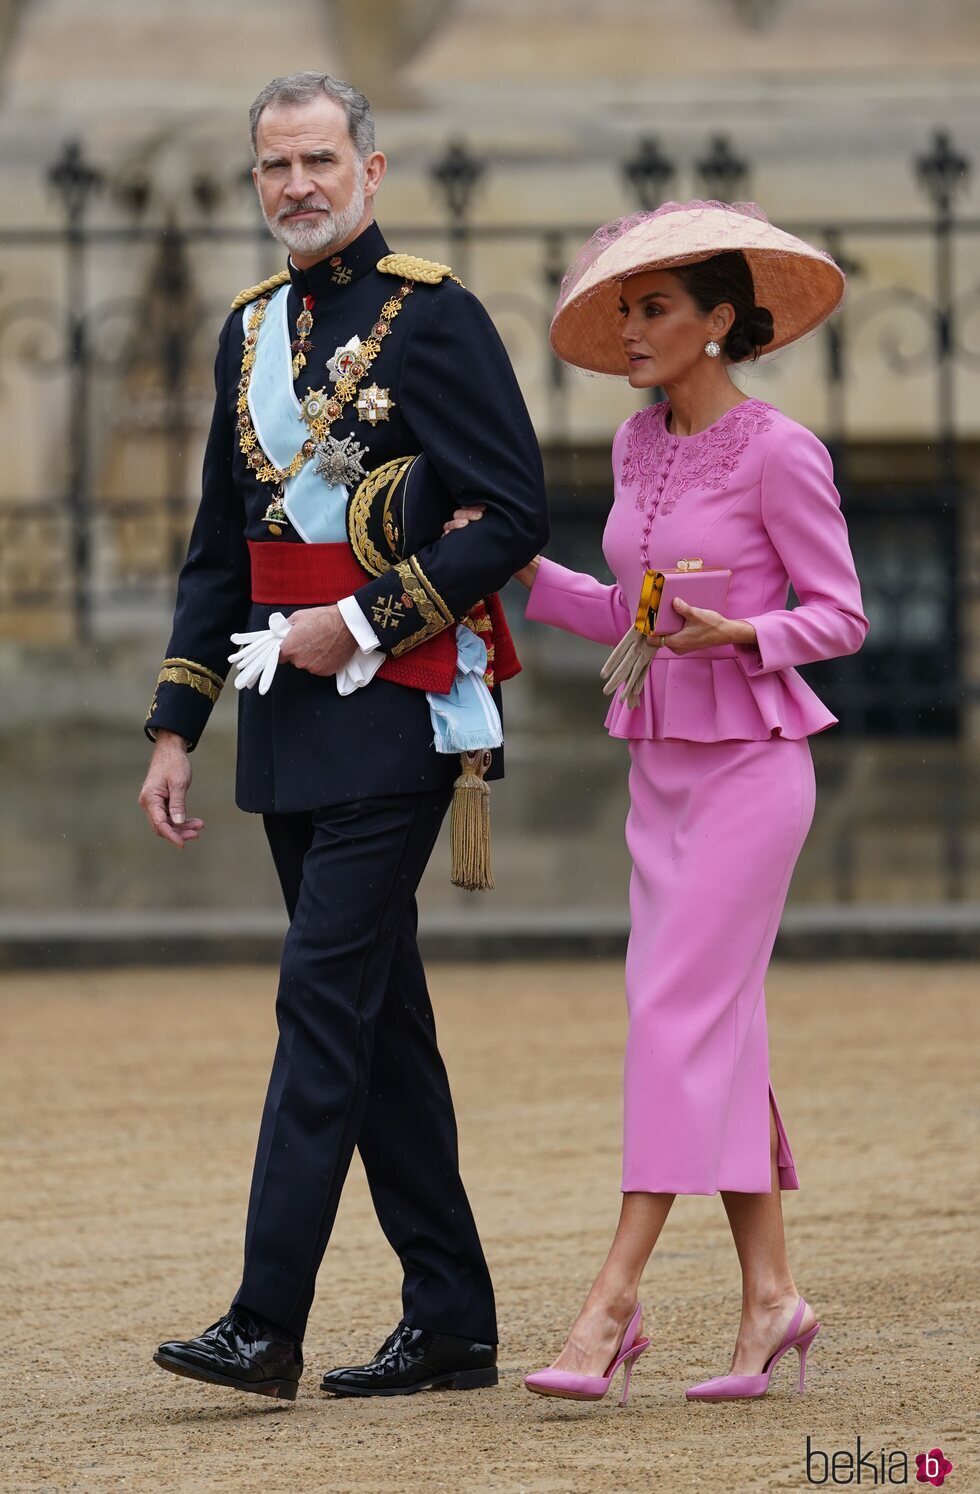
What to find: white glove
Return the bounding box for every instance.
[336,648,385,696]
[228,611,292,695]
[229,612,384,697]
[600,626,662,709]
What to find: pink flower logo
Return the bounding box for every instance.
[916,1448,953,1486]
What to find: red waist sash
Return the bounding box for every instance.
[248,540,520,693]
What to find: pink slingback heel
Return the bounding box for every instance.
[523,1303,651,1406]
[685,1296,820,1400]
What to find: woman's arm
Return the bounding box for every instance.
[523,556,634,647]
[441,507,633,647]
[739,427,869,676]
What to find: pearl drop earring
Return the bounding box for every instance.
[704,340,721,358]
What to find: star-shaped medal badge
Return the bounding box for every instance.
[326,335,363,384]
[356,384,396,425]
[315,433,370,488]
[299,388,328,426]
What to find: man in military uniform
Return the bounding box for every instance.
[139,71,547,1401]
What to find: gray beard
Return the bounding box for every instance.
[264,176,367,259]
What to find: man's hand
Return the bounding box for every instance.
[138,730,203,849]
[278,605,358,677]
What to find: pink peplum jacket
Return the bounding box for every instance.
[525,398,869,740]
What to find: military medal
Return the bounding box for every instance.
[356,384,395,424]
[262,486,289,536]
[315,433,370,487]
[327,335,364,383]
[299,388,331,429]
[236,282,413,488]
[291,295,314,380]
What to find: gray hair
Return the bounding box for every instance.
[249,72,375,160]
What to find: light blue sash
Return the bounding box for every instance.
[246,283,501,754]
[428,627,503,753]
[246,284,347,542]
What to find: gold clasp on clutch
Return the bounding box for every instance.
[675,557,704,572]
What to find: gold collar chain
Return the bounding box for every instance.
[236,281,413,487]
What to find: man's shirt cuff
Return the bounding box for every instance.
[337,594,381,653]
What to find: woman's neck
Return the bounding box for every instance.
[661,372,746,437]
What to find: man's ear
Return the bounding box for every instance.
[364,151,387,202]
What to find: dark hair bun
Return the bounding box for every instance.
[726,305,775,363]
[672,255,775,362]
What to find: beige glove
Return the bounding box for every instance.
[600,626,662,709]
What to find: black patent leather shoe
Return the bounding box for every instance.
[320,1321,498,1397]
[153,1308,302,1400]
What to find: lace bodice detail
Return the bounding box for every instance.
[621,399,775,516]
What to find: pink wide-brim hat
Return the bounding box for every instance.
[550,199,846,375]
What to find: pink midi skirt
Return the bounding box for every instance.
[622,734,815,1195]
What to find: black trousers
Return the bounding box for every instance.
[233,790,496,1345]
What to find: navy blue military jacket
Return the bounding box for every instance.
[146,222,549,813]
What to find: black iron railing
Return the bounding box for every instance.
[0,130,976,743]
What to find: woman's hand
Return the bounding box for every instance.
[440,503,540,590]
[442,505,486,534]
[513,556,540,590]
[662,598,757,655]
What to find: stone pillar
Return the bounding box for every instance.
[319,0,455,104]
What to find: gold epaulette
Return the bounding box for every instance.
[230,270,291,312]
[377,253,464,287]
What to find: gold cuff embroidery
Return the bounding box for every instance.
[145,658,222,721]
[389,558,454,656]
[161,657,223,690]
[155,666,221,704]
[371,597,405,631]
[408,555,454,625]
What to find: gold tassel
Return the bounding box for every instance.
[450,750,494,892]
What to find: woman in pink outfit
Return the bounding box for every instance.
[451,202,867,1404]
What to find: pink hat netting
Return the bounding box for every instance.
[554,200,774,317]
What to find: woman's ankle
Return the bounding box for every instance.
[740,1281,798,1315]
[584,1278,640,1322]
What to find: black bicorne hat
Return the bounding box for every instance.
[347,453,454,577]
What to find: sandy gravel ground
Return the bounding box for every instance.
[1,961,976,1492]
